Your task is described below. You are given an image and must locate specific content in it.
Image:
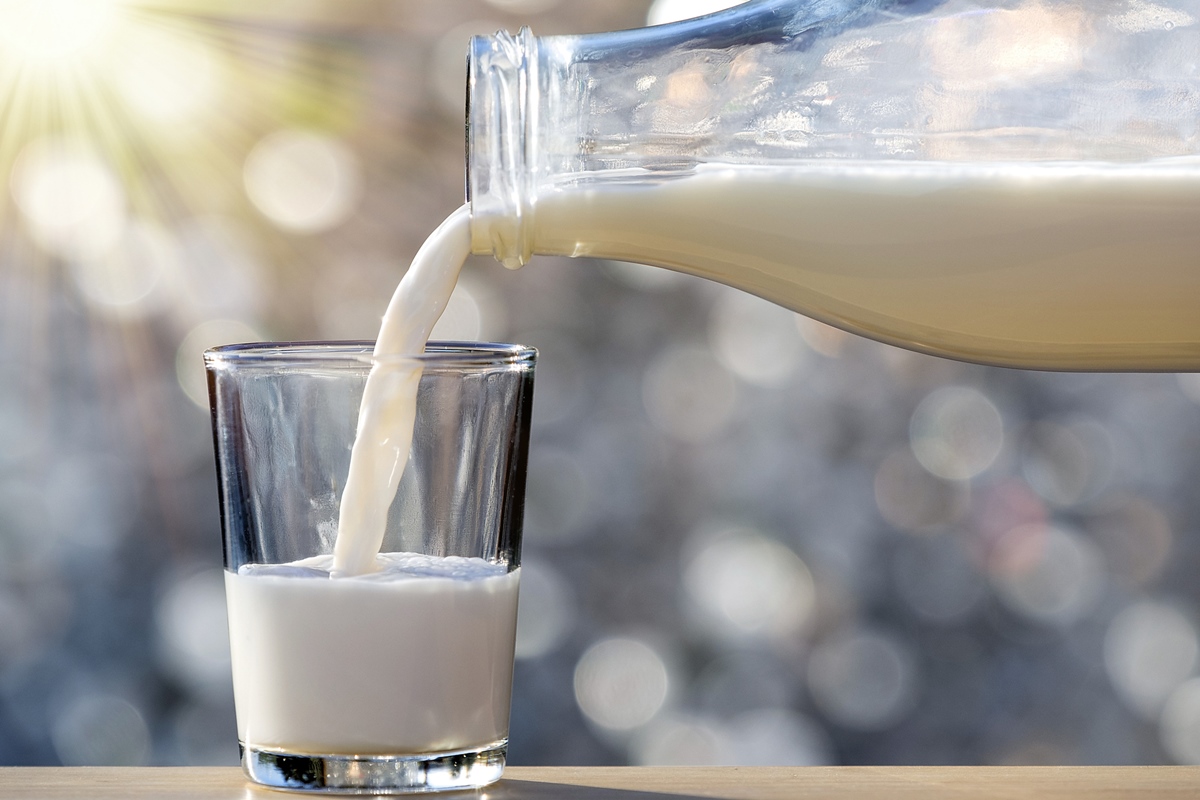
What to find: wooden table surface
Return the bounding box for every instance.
[0,766,1198,799]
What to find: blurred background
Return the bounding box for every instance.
[2,0,1200,769]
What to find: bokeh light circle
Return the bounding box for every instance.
[176,319,265,409]
[67,219,181,316]
[1161,678,1200,764]
[643,344,737,443]
[1020,418,1114,508]
[910,386,1004,481]
[708,290,807,386]
[807,628,919,731]
[1177,372,1200,404]
[873,448,970,533]
[632,713,728,765]
[683,526,815,641]
[722,708,834,765]
[514,558,575,660]
[795,316,849,358]
[52,693,150,766]
[244,129,362,233]
[1105,601,1198,719]
[574,636,671,732]
[11,139,126,260]
[156,569,232,700]
[988,523,1104,626]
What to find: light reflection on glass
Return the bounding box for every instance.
[646,0,746,27]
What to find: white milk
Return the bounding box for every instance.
[526,160,1200,369]
[226,554,520,755]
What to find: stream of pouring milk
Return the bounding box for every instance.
[331,205,472,576]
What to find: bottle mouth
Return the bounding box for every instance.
[465,28,537,269]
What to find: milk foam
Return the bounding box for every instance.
[240,552,511,581]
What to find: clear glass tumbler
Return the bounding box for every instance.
[204,341,536,794]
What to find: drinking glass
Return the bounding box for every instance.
[205,341,535,794]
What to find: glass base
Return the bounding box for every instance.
[240,740,507,794]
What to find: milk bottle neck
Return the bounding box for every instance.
[465,1,866,268]
[466,27,538,269]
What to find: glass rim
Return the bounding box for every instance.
[203,340,537,369]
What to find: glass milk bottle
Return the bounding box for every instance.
[466,0,1200,371]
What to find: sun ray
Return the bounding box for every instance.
[0,0,405,563]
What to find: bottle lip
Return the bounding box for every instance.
[466,27,537,268]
